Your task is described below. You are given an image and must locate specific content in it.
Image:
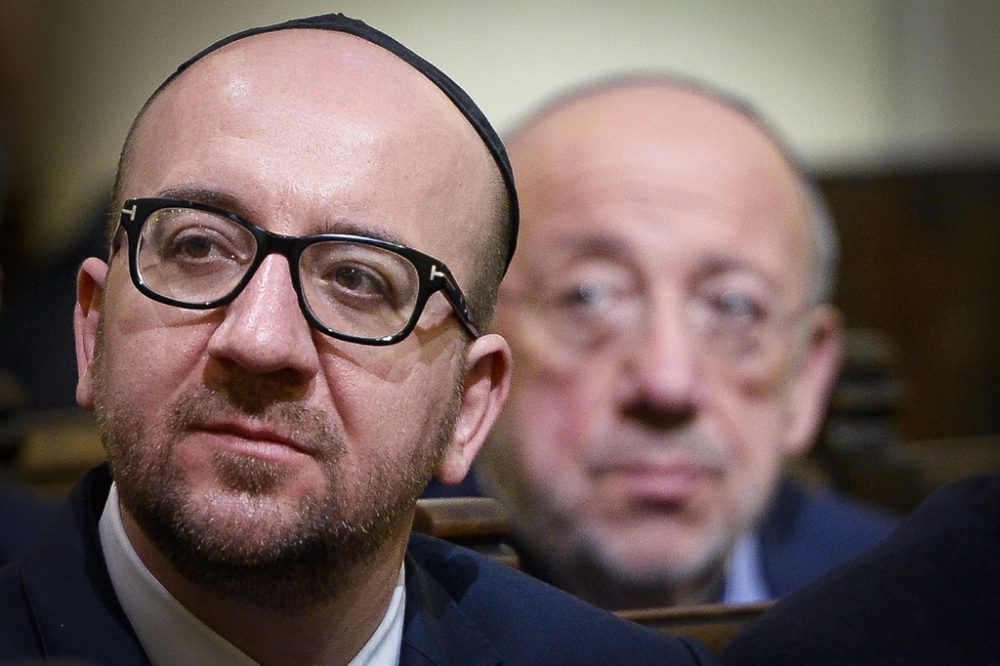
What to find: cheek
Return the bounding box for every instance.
[503,364,616,496]
[97,298,212,413]
[708,376,791,511]
[716,351,796,450]
[317,347,456,458]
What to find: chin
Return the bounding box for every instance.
[590,522,732,586]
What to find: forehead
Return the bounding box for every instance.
[508,86,812,294]
[124,30,497,270]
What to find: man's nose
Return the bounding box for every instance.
[619,296,700,413]
[206,254,321,381]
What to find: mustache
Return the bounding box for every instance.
[166,384,343,459]
[587,431,729,476]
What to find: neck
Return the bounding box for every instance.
[121,506,409,666]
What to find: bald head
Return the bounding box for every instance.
[125,29,497,227]
[507,80,836,305]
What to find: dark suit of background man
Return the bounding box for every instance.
[472,78,897,610]
[724,471,1000,664]
[0,15,713,665]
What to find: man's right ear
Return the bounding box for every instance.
[75,257,109,410]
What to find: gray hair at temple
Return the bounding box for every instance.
[506,73,841,306]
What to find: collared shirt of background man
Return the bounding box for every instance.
[477,78,897,610]
[0,17,715,666]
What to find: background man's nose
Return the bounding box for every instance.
[619,298,701,417]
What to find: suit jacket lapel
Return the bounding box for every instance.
[22,465,506,665]
[400,550,500,666]
[19,463,149,664]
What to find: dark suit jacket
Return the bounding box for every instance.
[757,477,897,597]
[0,464,715,665]
[425,474,897,601]
[0,473,58,566]
[723,472,1000,665]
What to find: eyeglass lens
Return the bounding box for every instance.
[518,276,791,377]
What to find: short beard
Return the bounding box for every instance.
[92,328,462,615]
[514,506,738,609]
[582,519,735,599]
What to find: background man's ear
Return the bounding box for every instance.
[435,333,512,486]
[74,257,109,410]
[785,305,844,456]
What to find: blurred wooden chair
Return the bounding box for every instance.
[822,327,905,456]
[413,496,521,569]
[0,371,25,467]
[620,601,771,653]
[13,408,103,498]
[809,327,924,512]
[797,327,999,511]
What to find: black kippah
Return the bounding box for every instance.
[155,12,518,270]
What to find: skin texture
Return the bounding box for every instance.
[479,83,842,609]
[74,30,511,666]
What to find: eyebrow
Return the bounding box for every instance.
[692,255,780,292]
[545,237,783,298]
[547,234,634,263]
[157,186,245,213]
[154,185,411,246]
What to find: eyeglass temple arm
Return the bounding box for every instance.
[430,263,481,339]
[106,202,141,261]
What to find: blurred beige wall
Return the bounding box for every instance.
[14,0,1000,259]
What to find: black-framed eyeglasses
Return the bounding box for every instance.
[113,197,481,345]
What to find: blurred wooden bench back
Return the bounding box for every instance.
[821,327,904,456]
[10,408,103,498]
[413,496,521,569]
[620,601,771,653]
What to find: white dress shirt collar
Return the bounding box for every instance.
[722,530,771,604]
[99,482,405,665]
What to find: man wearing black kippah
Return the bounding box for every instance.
[0,14,713,666]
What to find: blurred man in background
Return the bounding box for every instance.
[476,77,897,609]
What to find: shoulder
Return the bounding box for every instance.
[404,533,715,665]
[765,476,899,545]
[0,465,146,663]
[758,477,898,595]
[0,562,45,656]
[0,476,59,565]
[725,473,1000,665]
[889,470,1000,543]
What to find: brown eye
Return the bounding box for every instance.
[176,235,214,260]
[333,264,384,297]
